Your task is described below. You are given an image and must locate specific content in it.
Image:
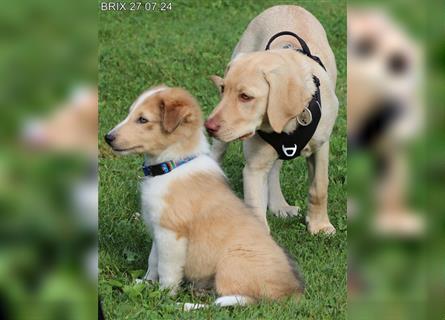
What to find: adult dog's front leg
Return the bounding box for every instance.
[373,151,424,235]
[243,137,277,231]
[268,160,300,218]
[305,142,336,235]
[154,227,187,295]
[210,138,228,163]
[243,165,270,229]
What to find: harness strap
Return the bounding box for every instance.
[348,100,403,152]
[264,31,326,71]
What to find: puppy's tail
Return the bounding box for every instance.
[181,295,255,311]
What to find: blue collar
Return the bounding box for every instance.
[142,156,197,177]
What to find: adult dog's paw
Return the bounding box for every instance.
[374,211,425,237]
[270,205,300,218]
[306,216,336,235]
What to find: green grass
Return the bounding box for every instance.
[99,0,347,319]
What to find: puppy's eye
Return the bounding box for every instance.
[220,85,225,94]
[239,93,253,102]
[137,116,148,124]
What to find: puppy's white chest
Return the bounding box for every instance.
[140,176,171,226]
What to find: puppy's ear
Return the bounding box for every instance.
[160,94,193,133]
[264,68,314,133]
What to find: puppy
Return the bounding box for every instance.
[22,87,99,278]
[105,86,304,308]
[205,5,338,234]
[24,87,98,156]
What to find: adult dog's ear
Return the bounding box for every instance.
[160,95,192,133]
[264,68,314,133]
[210,75,224,94]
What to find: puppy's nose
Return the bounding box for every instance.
[104,133,115,145]
[204,118,220,135]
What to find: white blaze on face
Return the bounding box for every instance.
[111,86,167,133]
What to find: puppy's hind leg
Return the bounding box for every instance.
[182,296,255,311]
[243,137,277,231]
[214,295,255,307]
[268,160,300,218]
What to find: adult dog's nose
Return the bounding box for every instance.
[204,118,220,135]
[104,133,115,145]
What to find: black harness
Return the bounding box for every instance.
[348,99,403,152]
[257,31,326,160]
[264,31,326,71]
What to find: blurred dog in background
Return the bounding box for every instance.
[23,86,98,276]
[347,7,424,236]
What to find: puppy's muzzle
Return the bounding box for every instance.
[104,133,116,146]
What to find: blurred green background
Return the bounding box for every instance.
[0,0,97,319]
[347,1,445,319]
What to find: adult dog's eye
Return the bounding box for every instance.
[387,52,409,75]
[137,116,148,124]
[239,93,253,102]
[220,85,225,94]
[354,37,376,58]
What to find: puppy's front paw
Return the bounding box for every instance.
[135,278,146,285]
[160,284,179,297]
[159,279,180,296]
[270,205,300,218]
[136,270,158,284]
[144,271,159,282]
[306,216,336,235]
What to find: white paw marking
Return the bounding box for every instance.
[214,295,250,307]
